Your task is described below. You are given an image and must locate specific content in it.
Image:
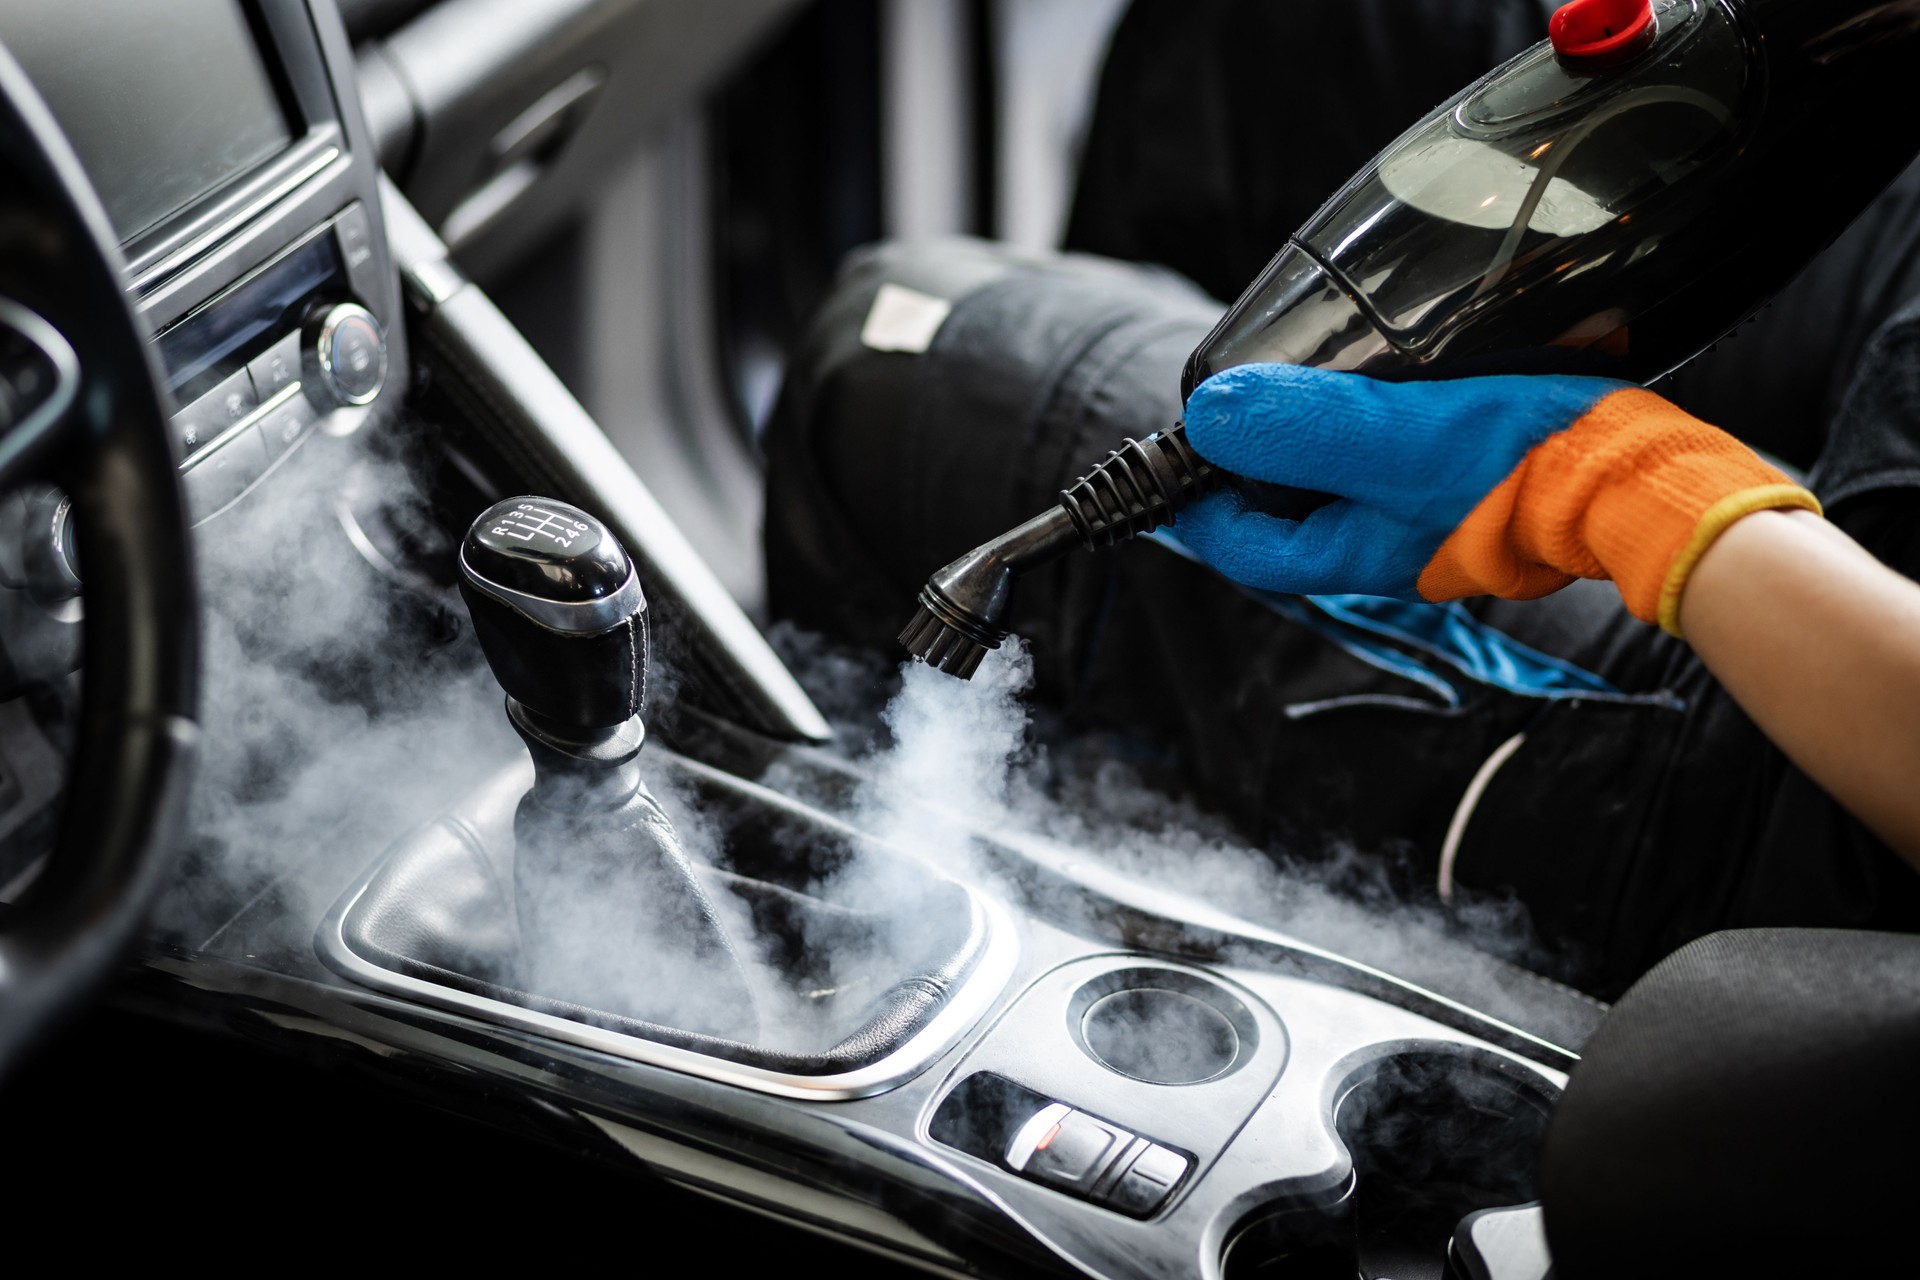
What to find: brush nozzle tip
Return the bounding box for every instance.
[899,595,995,680]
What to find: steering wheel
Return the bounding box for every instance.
[0,47,199,1074]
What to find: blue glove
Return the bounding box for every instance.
[1173,363,1819,632]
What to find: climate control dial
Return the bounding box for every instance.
[311,302,386,407]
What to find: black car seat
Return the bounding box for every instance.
[1540,928,1920,1277]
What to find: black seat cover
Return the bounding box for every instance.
[1540,927,1920,1277]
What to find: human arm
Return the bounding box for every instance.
[1680,508,1920,864]
[1174,363,1920,869]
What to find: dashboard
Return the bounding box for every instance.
[4,0,296,247]
[0,0,402,898]
[0,0,402,529]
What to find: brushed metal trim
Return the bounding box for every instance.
[314,860,1020,1101]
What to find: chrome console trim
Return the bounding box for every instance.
[314,860,1020,1102]
[315,302,388,406]
[457,546,648,635]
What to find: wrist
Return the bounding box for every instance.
[1654,484,1823,635]
[1519,390,1819,630]
[1676,506,1829,638]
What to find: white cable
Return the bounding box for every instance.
[1438,731,1528,905]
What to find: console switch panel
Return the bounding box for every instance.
[1004,1101,1189,1217]
[929,1074,1193,1218]
[1007,1103,1124,1189]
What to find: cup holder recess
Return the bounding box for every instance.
[1221,1046,1556,1280]
[1068,969,1260,1086]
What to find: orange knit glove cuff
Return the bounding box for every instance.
[1418,389,1821,635]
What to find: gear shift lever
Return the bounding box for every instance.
[459,497,757,1040]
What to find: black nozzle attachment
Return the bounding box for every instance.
[899,423,1218,679]
[1059,424,1214,547]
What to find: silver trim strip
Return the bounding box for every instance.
[989,824,1590,1066]
[314,860,1019,1101]
[131,147,341,293]
[458,547,648,635]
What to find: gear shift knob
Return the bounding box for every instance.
[458,499,759,1039]
[458,497,648,733]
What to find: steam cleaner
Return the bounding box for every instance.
[902,0,1920,677]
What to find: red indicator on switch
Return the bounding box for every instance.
[1549,0,1655,60]
[1034,1121,1062,1152]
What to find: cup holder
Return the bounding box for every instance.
[1068,969,1259,1086]
[1222,1046,1555,1279]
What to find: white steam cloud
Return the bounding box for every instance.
[159,434,517,944]
[767,622,1545,988]
[157,430,1541,1059]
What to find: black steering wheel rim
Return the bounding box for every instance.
[0,45,199,1073]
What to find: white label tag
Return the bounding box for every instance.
[859,282,953,354]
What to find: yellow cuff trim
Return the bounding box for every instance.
[1656,484,1823,637]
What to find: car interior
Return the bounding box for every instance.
[0,3,1914,1277]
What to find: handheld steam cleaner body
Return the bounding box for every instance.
[901,0,1920,678]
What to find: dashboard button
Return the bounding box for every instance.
[1005,1102,1070,1170]
[1129,1144,1189,1186]
[247,331,301,400]
[172,367,257,459]
[1027,1112,1128,1186]
[182,425,269,524]
[1103,1144,1189,1217]
[205,367,259,427]
[1106,1165,1174,1216]
[258,392,317,460]
[334,202,382,303]
[1005,1103,1134,1194]
[170,406,212,459]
